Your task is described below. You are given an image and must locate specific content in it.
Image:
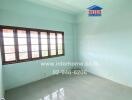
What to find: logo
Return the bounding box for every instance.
[87,5,103,16]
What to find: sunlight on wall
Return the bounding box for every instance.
[77,0,132,87]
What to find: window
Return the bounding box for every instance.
[2,29,16,62]
[50,33,56,56]
[0,26,64,64]
[17,30,28,60]
[30,31,39,58]
[40,32,48,57]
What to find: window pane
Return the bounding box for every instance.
[41,45,48,50]
[17,30,27,37]
[57,39,62,44]
[50,39,56,44]
[30,31,38,37]
[50,45,56,50]
[57,34,62,38]
[50,33,55,38]
[41,39,47,44]
[42,51,48,57]
[5,53,15,61]
[58,50,63,54]
[3,29,14,37]
[19,45,27,52]
[32,51,39,58]
[4,46,15,53]
[31,38,39,44]
[58,44,62,50]
[51,50,56,55]
[18,38,27,45]
[31,45,39,51]
[19,52,28,60]
[3,38,14,45]
[41,32,47,38]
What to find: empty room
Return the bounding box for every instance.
[0,0,132,100]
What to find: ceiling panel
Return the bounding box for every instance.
[27,0,93,14]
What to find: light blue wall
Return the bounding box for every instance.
[77,0,132,87]
[0,51,4,98]
[1,0,132,93]
[0,0,76,90]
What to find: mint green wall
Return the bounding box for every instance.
[77,0,132,87]
[0,51,4,98]
[0,0,76,90]
[1,0,132,92]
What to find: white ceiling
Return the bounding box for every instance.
[27,0,102,14]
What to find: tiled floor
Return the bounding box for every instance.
[5,73,132,100]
